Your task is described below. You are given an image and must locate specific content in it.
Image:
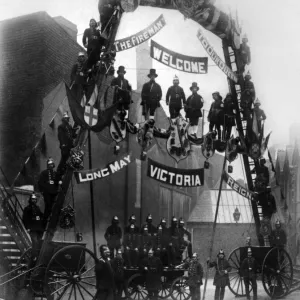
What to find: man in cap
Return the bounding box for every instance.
[253,98,266,135]
[125,214,140,234]
[95,245,115,300]
[185,82,204,139]
[123,223,140,267]
[111,66,132,122]
[57,112,76,175]
[139,226,154,261]
[141,214,157,236]
[176,252,203,300]
[141,69,162,120]
[270,220,287,248]
[83,18,106,68]
[207,249,232,300]
[241,248,258,300]
[112,249,125,300]
[238,34,251,74]
[223,93,236,140]
[38,158,62,224]
[166,75,186,123]
[139,248,163,300]
[22,193,45,263]
[104,216,122,258]
[208,92,224,140]
[70,52,87,85]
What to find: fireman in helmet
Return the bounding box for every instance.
[57,112,76,175]
[253,98,266,136]
[178,218,192,259]
[270,220,287,248]
[141,214,157,236]
[38,158,62,224]
[166,75,186,123]
[241,71,255,121]
[169,216,181,265]
[153,224,170,266]
[112,249,125,300]
[123,223,140,267]
[238,34,251,74]
[223,93,236,140]
[208,92,224,140]
[252,158,270,191]
[139,225,153,261]
[139,248,163,300]
[125,214,140,234]
[104,216,122,258]
[70,52,87,85]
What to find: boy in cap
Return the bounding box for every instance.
[208,92,224,140]
[141,69,162,120]
[166,75,186,122]
[185,82,204,139]
[104,215,122,258]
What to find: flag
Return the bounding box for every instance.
[261,132,271,155]
[252,112,259,139]
[88,85,99,106]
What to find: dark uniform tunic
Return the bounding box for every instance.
[112,256,125,300]
[141,81,162,117]
[185,93,204,126]
[123,232,140,267]
[238,43,251,73]
[184,259,203,300]
[253,106,266,134]
[95,257,115,300]
[140,256,163,299]
[139,234,154,260]
[241,79,255,121]
[166,85,186,118]
[104,224,122,258]
[153,230,170,265]
[270,228,287,247]
[141,223,157,236]
[22,203,44,259]
[70,60,87,85]
[208,99,223,139]
[241,256,258,300]
[110,76,132,110]
[223,97,235,140]
[38,169,60,223]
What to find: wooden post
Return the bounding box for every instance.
[202,156,227,300]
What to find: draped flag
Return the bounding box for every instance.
[88,85,99,106]
[114,14,166,52]
[147,158,204,187]
[150,40,208,74]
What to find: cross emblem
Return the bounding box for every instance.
[84,106,98,127]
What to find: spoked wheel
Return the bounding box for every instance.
[159,275,170,299]
[262,247,293,298]
[125,273,148,300]
[170,276,191,300]
[45,245,98,300]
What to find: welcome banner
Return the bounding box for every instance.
[147,158,204,187]
[74,154,132,184]
[150,40,208,74]
[196,29,238,83]
[114,14,166,52]
[223,171,255,201]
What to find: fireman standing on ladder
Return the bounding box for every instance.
[208,92,223,140]
[70,52,87,86]
[98,0,121,34]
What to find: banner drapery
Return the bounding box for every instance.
[147,158,204,187]
[150,40,208,74]
[114,14,166,52]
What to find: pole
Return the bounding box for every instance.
[88,129,97,255]
[202,110,205,137]
[202,155,227,300]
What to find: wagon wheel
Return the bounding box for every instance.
[45,245,98,300]
[170,276,191,300]
[10,247,33,290]
[125,273,148,300]
[262,247,293,299]
[227,247,252,297]
[159,275,170,299]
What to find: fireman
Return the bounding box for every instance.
[22,193,45,262]
[166,75,186,122]
[95,245,115,300]
[70,52,87,85]
[38,158,61,224]
[153,224,170,266]
[252,158,270,190]
[178,218,192,258]
[57,112,76,175]
[241,71,255,121]
[223,93,236,140]
[141,69,162,120]
[139,226,153,261]
[124,214,140,234]
[238,34,251,74]
[139,248,163,300]
[241,248,258,300]
[208,92,223,140]
[176,253,203,300]
[110,66,132,121]
[123,223,140,267]
[98,0,121,34]
[207,250,232,300]
[141,214,157,236]
[253,98,266,135]
[185,82,204,139]
[270,220,287,248]
[112,249,125,300]
[104,216,122,258]
[169,216,181,266]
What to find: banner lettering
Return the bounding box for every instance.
[74,154,132,184]
[114,14,166,52]
[196,29,238,83]
[150,40,208,74]
[147,158,204,187]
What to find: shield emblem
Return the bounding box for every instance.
[84,106,98,127]
[166,117,191,163]
[225,137,238,163]
[249,143,261,160]
[201,132,215,160]
[110,113,127,143]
